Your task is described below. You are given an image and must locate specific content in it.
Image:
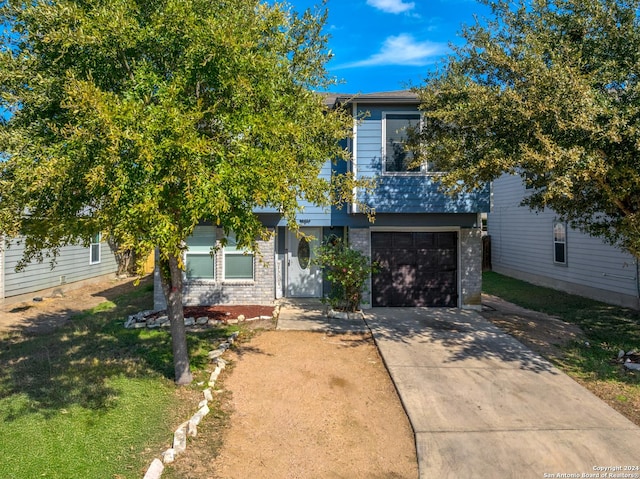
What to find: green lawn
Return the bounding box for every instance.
[0,279,237,479]
[483,271,640,354]
[483,271,640,424]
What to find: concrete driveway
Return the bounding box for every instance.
[365,308,640,479]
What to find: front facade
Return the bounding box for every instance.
[1,234,118,304]
[489,173,640,309]
[154,91,490,310]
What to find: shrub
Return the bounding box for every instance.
[314,238,377,312]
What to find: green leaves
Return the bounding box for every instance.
[315,238,377,312]
[417,0,640,257]
[0,0,353,261]
[0,0,357,381]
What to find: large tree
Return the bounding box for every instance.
[416,0,640,257]
[0,0,356,384]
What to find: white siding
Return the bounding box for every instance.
[489,174,639,308]
[3,236,118,298]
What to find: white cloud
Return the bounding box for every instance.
[336,34,447,69]
[366,0,415,14]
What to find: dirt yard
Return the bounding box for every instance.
[171,330,419,479]
[0,275,149,334]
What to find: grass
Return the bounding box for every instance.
[0,277,240,479]
[483,271,640,424]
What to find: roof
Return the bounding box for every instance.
[330,90,419,107]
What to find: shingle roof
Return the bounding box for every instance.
[324,90,419,108]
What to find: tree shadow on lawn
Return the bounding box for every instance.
[0,278,232,421]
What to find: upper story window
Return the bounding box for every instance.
[89,232,101,264]
[185,225,215,280]
[381,112,441,175]
[553,221,567,265]
[383,112,421,174]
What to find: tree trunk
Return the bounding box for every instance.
[160,253,193,386]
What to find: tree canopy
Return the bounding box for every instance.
[0,0,356,384]
[416,0,640,257]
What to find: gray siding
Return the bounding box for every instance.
[489,174,639,308]
[2,236,118,298]
[354,104,490,214]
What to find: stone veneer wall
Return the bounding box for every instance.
[459,227,483,309]
[154,230,275,310]
[348,228,373,309]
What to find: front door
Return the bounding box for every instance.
[287,227,322,298]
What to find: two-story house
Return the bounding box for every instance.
[489,173,640,309]
[153,91,490,310]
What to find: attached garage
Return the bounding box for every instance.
[371,231,458,307]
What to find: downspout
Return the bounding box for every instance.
[636,257,640,309]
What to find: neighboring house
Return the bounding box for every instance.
[0,233,118,304]
[489,173,640,309]
[153,90,490,310]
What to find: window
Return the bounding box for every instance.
[553,221,567,264]
[383,113,421,173]
[90,232,101,264]
[185,225,215,280]
[224,233,254,280]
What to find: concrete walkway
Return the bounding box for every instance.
[365,308,640,479]
[276,299,369,334]
[277,302,640,478]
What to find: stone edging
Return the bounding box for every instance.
[141,307,278,479]
[141,331,237,479]
[124,310,274,329]
[326,309,365,320]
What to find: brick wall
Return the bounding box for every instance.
[154,230,275,310]
[459,227,483,309]
[348,228,373,309]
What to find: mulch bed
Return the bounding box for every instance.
[176,305,274,321]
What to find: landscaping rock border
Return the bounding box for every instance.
[125,310,274,329]
[616,349,640,371]
[141,329,241,479]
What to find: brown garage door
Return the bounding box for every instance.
[371,231,458,307]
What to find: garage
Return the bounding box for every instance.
[371,231,458,307]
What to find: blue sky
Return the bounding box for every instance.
[289,0,490,94]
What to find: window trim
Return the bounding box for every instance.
[223,233,255,281]
[382,111,438,176]
[184,225,216,281]
[185,252,216,280]
[89,232,101,265]
[553,221,567,265]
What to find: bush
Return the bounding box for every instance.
[314,238,377,312]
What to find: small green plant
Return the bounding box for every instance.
[315,237,377,313]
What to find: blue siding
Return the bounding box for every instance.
[255,158,336,226]
[354,104,490,214]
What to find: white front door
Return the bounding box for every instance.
[287,227,322,298]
